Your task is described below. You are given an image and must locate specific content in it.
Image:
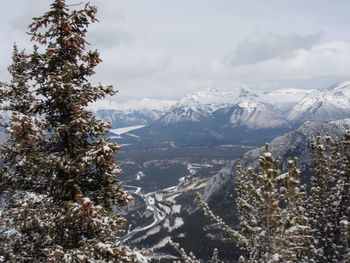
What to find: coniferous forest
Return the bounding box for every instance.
[0,1,349,262]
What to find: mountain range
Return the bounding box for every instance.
[90,81,350,147]
[92,81,350,129]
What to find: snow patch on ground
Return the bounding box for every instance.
[158,203,171,215]
[155,193,163,202]
[163,217,184,232]
[149,236,172,251]
[136,171,145,181]
[145,226,161,237]
[172,205,181,214]
[166,193,181,204]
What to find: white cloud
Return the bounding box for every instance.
[2,1,350,101]
[224,32,324,66]
[229,41,350,79]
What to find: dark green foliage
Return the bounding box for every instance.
[0,1,138,261]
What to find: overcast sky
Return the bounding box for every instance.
[2,0,350,101]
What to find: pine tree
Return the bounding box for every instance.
[170,241,221,263]
[170,240,200,263]
[0,1,137,261]
[0,45,51,261]
[0,45,47,192]
[309,134,350,261]
[339,131,350,260]
[197,144,312,262]
[235,145,312,262]
[276,158,313,262]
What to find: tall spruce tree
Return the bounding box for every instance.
[276,157,313,262]
[0,45,47,192]
[309,134,350,262]
[0,45,49,262]
[0,1,137,262]
[196,145,312,262]
[340,131,350,261]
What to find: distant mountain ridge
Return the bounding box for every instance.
[158,88,260,125]
[203,118,350,221]
[287,83,350,124]
[90,98,176,128]
[91,81,350,130]
[90,82,350,146]
[214,101,289,129]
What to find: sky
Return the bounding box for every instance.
[2,0,350,101]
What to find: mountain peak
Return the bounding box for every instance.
[287,85,350,123]
[323,81,350,98]
[92,81,350,129]
[226,100,289,129]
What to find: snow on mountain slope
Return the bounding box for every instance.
[158,96,211,124]
[207,119,350,214]
[331,118,350,126]
[89,98,176,112]
[261,88,315,112]
[95,109,159,128]
[215,100,289,129]
[185,88,258,110]
[287,88,350,124]
[90,99,176,128]
[322,81,350,97]
[158,87,259,125]
[241,120,346,169]
[90,81,350,129]
[261,88,314,104]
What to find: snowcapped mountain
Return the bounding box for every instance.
[89,99,176,128]
[186,87,258,109]
[287,82,350,124]
[158,96,212,124]
[157,87,259,125]
[91,81,350,132]
[322,81,350,97]
[215,100,289,129]
[261,88,315,112]
[158,87,288,129]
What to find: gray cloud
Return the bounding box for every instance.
[88,28,132,49]
[8,2,47,32]
[225,32,324,67]
[2,1,350,101]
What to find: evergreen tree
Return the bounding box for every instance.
[309,134,350,262]
[170,241,221,263]
[276,158,313,262]
[339,131,350,261]
[0,45,47,193]
[197,145,312,262]
[170,240,200,263]
[0,1,137,261]
[0,45,49,262]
